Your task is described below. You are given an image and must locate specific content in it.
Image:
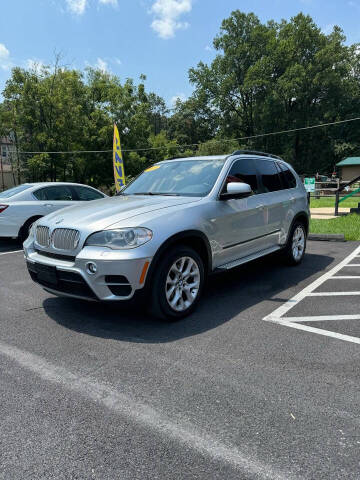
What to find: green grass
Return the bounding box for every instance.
[310,214,360,241]
[310,196,360,208]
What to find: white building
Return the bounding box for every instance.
[0,136,18,191]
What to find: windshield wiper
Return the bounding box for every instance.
[129,192,180,196]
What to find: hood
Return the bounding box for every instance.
[42,195,200,231]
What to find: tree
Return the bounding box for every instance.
[187,11,360,174]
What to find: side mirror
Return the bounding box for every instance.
[220,182,252,200]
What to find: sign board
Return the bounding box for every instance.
[304,177,315,193]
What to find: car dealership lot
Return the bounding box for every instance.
[1,240,360,480]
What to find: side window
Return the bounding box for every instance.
[277,162,297,189]
[73,186,104,201]
[39,186,74,201]
[256,159,282,193]
[223,159,260,194]
[33,188,48,200]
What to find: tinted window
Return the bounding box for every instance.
[277,162,297,189]
[33,186,74,201]
[73,186,104,201]
[256,159,282,193]
[224,159,259,194]
[0,184,32,198]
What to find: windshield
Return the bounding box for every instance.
[0,184,32,198]
[122,160,225,197]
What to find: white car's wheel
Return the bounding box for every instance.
[19,217,41,243]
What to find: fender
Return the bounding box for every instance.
[146,230,212,286]
[286,211,310,243]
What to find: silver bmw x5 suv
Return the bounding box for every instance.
[24,151,310,320]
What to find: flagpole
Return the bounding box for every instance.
[113,124,126,192]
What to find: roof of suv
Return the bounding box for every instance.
[161,150,283,163]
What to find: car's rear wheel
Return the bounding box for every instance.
[149,246,205,321]
[282,221,307,266]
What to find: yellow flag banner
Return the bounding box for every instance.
[113,124,125,192]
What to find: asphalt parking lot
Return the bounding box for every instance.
[1,239,360,480]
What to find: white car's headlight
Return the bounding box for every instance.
[85,228,153,250]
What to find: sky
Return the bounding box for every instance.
[0,0,359,107]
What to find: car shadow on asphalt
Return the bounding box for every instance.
[42,251,334,343]
[0,238,22,253]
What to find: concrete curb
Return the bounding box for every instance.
[308,233,346,242]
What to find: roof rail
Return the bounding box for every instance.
[231,150,283,161]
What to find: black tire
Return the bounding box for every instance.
[149,246,205,321]
[281,220,307,266]
[18,217,41,244]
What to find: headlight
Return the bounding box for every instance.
[85,227,153,250]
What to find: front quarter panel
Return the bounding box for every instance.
[121,199,223,271]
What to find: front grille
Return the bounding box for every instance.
[36,226,50,247]
[52,228,80,250]
[35,249,76,262]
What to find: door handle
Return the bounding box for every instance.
[44,204,54,207]
[256,204,264,210]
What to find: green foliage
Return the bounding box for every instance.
[187,11,360,174]
[1,10,360,188]
[0,62,169,187]
[196,139,241,156]
[310,215,360,241]
[310,196,360,208]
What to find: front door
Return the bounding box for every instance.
[210,158,269,267]
[33,185,76,216]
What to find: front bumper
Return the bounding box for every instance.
[24,240,153,302]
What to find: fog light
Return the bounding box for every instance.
[86,262,97,275]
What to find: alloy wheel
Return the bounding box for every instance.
[292,226,305,262]
[165,256,200,312]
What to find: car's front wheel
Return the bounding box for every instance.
[149,246,205,321]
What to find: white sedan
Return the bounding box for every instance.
[0,182,107,241]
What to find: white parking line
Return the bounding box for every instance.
[264,245,360,344]
[284,315,360,322]
[0,340,292,480]
[0,250,23,256]
[308,292,360,296]
[328,276,360,279]
[270,320,360,345]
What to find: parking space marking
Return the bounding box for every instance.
[284,315,360,322]
[329,276,360,279]
[269,320,360,345]
[0,250,23,256]
[308,292,360,296]
[0,340,291,480]
[264,245,360,344]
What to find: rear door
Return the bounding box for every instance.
[254,159,290,247]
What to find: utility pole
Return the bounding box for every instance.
[0,144,5,191]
